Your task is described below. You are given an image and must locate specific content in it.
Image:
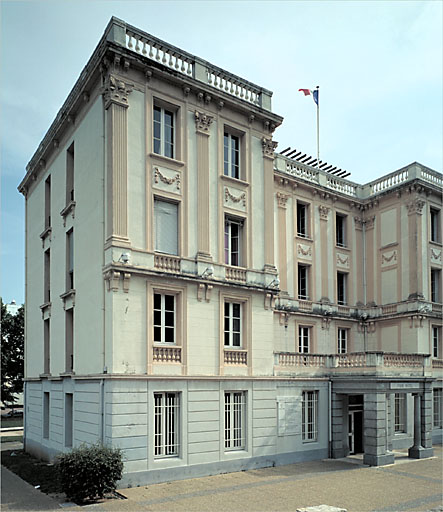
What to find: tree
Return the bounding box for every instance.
[1,299,24,405]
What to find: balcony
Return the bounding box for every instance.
[153,346,181,363]
[274,352,433,377]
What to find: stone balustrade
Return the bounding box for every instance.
[224,350,247,365]
[275,351,432,375]
[153,346,181,363]
[154,254,181,272]
[326,176,358,197]
[298,299,313,312]
[225,266,247,283]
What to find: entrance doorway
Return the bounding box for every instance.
[348,395,363,454]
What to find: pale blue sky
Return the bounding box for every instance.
[1,0,442,305]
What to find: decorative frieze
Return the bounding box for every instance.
[102,74,133,109]
[297,243,312,259]
[430,248,442,264]
[261,137,278,159]
[381,250,398,268]
[154,167,181,191]
[318,205,330,221]
[194,110,214,134]
[336,253,349,268]
[225,187,246,209]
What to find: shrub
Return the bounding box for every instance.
[56,443,123,503]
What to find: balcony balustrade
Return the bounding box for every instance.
[153,346,181,363]
[224,350,247,365]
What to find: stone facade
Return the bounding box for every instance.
[19,18,442,486]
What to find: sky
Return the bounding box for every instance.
[1,0,442,305]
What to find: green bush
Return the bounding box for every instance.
[56,443,123,503]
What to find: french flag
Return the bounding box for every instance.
[299,88,319,106]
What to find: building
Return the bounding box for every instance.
[18,18,442,486]
[5,299,20,316]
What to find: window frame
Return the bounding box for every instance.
[224,132,240,179]
[337,328,348,354]
[434,388,442,429]
[337,271,348,305]
[430,207,441,243]
[153,104,175,159]
[153,293,176,344]
[224,216,244,267]
[153,392,180,458]
[45,175,51,229]
[336,213,347,248]
[432,326,441,358]
[66,143,74,205]
[296,201,310,238]
[298,326,311,354]
[154,197,179,256]
[66,229,74,291]
[302,390,318,442]
[431,268,441,303]
[224,391,246,451]
[297,264,310,300]
[394,393,406,433]
[224,301,242,348]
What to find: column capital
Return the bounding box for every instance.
[261,137,278,159]
[194,110,214,134]
[102,73,134,109]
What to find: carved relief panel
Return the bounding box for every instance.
[224,186,247,212]
[152,166,181,195]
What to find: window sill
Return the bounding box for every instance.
[335,244,350,251]
[149,152,185,168]
[60,200,76,226]
[221,174,249,187]
[60,371,75,377]
[39,226,52,241]
[60,289,76,310]
[296,234,312,242]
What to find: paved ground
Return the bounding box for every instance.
[1,442,442,511]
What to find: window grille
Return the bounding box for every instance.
[298,265,309,300]
[224,392,246,450]
[224,218,242,266]
[337,272,347,305]
[394,393,406,433]
[297,202,308,237]
[154,392,180,457]
[302,391,318,442]
[336,213,346,247]
[434,389,442,429]
[433,327,440,358]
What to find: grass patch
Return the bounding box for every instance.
[1,416,23,428]
[1,449,62,494]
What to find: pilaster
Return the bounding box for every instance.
[276,192,289,292]
[195,111,213,261]
[103,73,133,247]
[262,137,278,272]
[363,392,394,466]
[331,393,346,458]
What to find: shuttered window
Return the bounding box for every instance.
[154,200,178,255]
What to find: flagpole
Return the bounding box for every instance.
[316,86,320,168]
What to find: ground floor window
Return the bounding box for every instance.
[302,390,318,442]
[394,393,406,433]
[434,388,442,429]
[154,392,180,457]
[224,392,246,450]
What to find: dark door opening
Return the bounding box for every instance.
[348,395,364,455]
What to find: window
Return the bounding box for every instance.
[44,319,50,374]
[296,202,309,238]
[224,302,241,347]
[433,327,441,358]
[394,393,406,433]
[298,326,310,353]
[43,392,50,439]
[431,269,440,303]
[302,391,318,442]
[430,208,440,243]
[44,249,50,303]
[154,199,178,255]
[45,176,51,228]
[65,309,74,372]
[224,217,242,267]
[337,272,347,305]
[224,132,240,179]
[298,264,309,300]
[66,230,74,291]
[433,388,442,429]
[224,392,246,450]
[154,392,179,457]
[66,143,74,204]
[338,328,348,354]
[154,293,175,343]
[153,105,174,158]
[336,213,346,247]
[65,393,73,447]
